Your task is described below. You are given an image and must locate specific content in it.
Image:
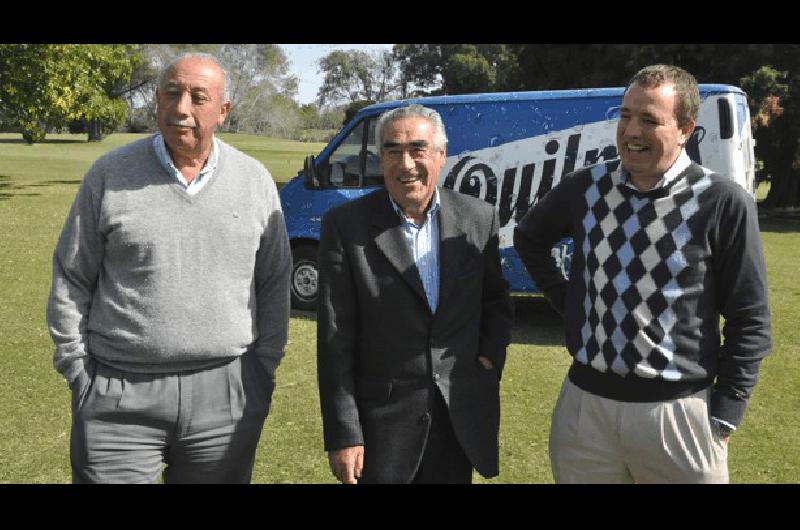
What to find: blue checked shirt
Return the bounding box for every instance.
[389,189,441,312]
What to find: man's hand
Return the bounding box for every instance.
[328,446,364,484]
[478,356,495,370]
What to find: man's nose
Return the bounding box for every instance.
[622,117,641,136]
[175,92,192,115]
[401,150,416,170]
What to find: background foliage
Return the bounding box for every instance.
[2,43,798,207]
[0,44,140,143]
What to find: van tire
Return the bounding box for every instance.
[291,244,319,311]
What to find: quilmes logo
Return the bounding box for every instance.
[440,120,618,230]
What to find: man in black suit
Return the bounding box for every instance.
[317,104,514,484]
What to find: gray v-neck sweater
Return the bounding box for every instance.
[48,136,291,381]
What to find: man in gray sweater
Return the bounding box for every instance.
[47,53,292,483]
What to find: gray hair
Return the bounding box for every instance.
[157,52,230,102]
[376,104,448,154]
[626,64,699,128]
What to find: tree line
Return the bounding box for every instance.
[1,44,798,207]
[315,44,800,209]
[0,44,346,144]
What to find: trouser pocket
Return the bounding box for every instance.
[70,357,97,414]
[228,353,275,423]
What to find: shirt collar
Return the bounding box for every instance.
[389,187,441,226]
[622,149,691,191]
[153,133,219,180]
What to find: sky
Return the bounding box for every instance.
[280,44,394,105]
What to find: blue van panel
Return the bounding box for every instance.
[281,176,380,241]
[280,85,747,296]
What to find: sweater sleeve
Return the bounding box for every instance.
[513,173,577,316]
[252,174,292,379]
[710,184,772,427]
[47,166,104,384]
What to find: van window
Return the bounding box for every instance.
[736,99,748,137]
[364,119,383,186]
[718,98,733,140]
[326,118,383,188]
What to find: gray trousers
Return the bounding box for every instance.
[549,377,729,484]
[69,352,274,484]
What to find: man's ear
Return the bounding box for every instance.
[218,101,231,125]
[680,120,696,146]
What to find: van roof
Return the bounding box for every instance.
[362,84,743,114]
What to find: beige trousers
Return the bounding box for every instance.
[549,376,729,484]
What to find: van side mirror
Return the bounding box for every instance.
[303,155,319,189]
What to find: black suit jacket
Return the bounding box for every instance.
[317,187,513,482]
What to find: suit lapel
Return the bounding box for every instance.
[370,190,428,306]
[436,189,466,311]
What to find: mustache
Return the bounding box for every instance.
[167,118,195,127]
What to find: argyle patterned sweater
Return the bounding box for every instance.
[514,158,771,428]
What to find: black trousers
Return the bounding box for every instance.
[412,386,473,484]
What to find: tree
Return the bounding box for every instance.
[80,45,146,141]
[343,100,375,126]
[316,49,398,107]
[444,53,495,94]
[213,44,298,133]
[393,44,443,96]
[0,44,141,143]
[251,93,301,137]
[741,65,800,208]
[298,103,344,130]
[0,44,84,143]
[393,44,520,96]
[131,44,299,136]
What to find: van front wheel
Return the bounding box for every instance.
[290,244,319,311]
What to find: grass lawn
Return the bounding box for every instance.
[1,133,797,483]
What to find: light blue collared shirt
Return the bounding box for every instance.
[153,133,219,195]
[622,149,692,191]
[389,189,441,312]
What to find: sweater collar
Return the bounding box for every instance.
[617,150,692,198]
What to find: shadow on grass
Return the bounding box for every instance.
[0,175,11,200]
[0,175,73,199]
[291,309,318,322]
[759,216,800,234]
[290,295,565,347]
[0,138,86,145]
[29,179,82,186]
[0,192,42,200]
[512,295,565,347]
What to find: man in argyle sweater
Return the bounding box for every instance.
[514,64,771,483]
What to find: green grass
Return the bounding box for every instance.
[733,217,800,482]
[756,180,770,201]
[1,133,798,483]
[216,133,327,185]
